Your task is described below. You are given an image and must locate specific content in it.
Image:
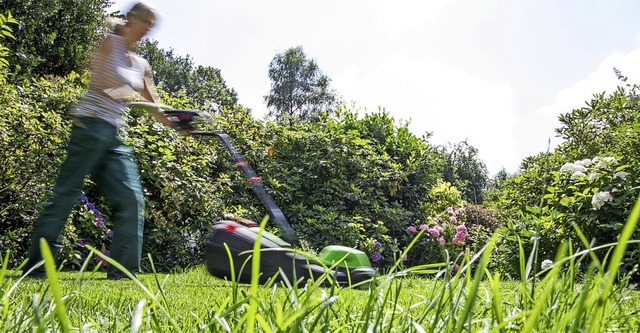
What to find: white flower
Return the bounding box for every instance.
[574,159,593,167]
[588,173,601,181]
[571,171,586,179]
[593,156,617,170]
[614,171,629,180]
[591,191,614,210]
[541,259,554,270]
[559,163,574,173]
[559,163,587,173]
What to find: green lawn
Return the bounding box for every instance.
[3,260,640,332]
[4,213,640,332]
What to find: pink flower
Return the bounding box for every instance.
[437,237,446,245]
[447,207,455,215]
[407,226,417,233]
[449,216,457,223]
[456,225,468,236]
[429,227,441,238]
[452,235,465,244]
[419,224,428,231]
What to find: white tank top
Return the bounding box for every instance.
[69,34,150,128]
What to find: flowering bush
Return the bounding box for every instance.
[59,193,114,268]
[400,206,469,266]
[546,156,635,237]
[537,156,639,276]
[360,220,400,267]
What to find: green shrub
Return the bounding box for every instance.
[252,109,446,266]
[463,204,501,253]
[0,72,85,267]
[491,156,640,279]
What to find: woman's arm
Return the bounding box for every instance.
[139,68,178,129]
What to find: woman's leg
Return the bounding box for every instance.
[92,142,145,279]
[23,119,112,277]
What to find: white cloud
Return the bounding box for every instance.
[333,53,517,175]
[370,0,454,35]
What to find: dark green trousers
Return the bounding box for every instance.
[23,116,145,277]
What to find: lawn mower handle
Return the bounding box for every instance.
[189,130,299,244]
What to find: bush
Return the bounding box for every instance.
[463,204,500,253]
[0,72,85,267]
[490,155,640,279]
[252,109,446,266]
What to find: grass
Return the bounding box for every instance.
[3,205,640,332]
[2,265,640,332]
[2,252,640,332]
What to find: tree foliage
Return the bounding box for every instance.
[0,11,17,77]
[0,0,108,79]
[137,39,239,112]
[441,140,489,204]
[264,46,340,124]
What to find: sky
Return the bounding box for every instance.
[111,0,640,175]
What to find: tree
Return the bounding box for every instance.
[264,46,340,124]
[483,167,510,205]
[0,11,17,81]
[0,0,108,79]
[441,140,489,204]
[137,39,238,112]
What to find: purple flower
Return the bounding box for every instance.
[96,219,105,228]
[429,227,441,238]
[95,250,111,267]
[106,229,114,237]
[374,241,382,248]
[437,237,446,245]
[419,224,428,231]
[452,235,465,244]
[456,224,468,235]
[80,194,104,218]
[371,251,382,263]
[77,239,87,246]
[407,225,417,233]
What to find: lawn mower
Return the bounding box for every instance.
[158,107,375,287]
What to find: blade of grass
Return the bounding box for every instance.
[84,244,183,332]
[247,215,269,333]
[40,238,71,333]
[588,194,640,333]
[453,234,497,333]
[521,242,568,333]
[130,299,146,333]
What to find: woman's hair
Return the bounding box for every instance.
[110,2,157,35]
[127,2,157,20]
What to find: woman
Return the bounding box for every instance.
[23,2,176,280]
